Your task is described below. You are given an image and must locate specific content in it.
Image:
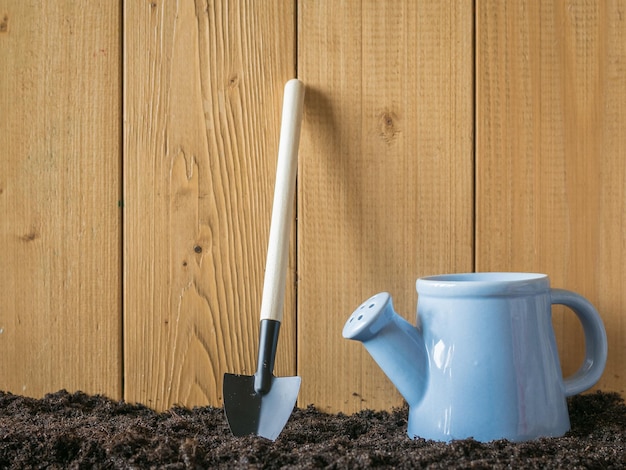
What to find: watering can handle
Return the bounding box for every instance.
[550,288,608,396]
[259,79,305,322]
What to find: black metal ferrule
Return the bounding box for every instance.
[254,319,281,395]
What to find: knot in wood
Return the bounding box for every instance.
[0,15,8,33]
[228,75,239,89]
[378,111,399,144]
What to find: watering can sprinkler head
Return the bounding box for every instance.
[342,293,429,407]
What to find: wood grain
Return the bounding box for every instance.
[124,0,297,410]
[476,0,626,394]
[298,0,474,413]
[0,1,122,398]
[3,0,623,413]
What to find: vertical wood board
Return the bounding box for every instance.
[298,0,474,413]
[0,1,122,398]
[124,0,297,411]
[476,0,626,394]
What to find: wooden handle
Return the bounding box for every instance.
[259,79,305,322]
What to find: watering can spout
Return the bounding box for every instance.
[342,293,428,407]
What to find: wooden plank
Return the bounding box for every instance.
[298,0,474,413]
[476,0,626,395]
[124,0,297,410]
[0,1,122,398]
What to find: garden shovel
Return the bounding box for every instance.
[223,79,305,441]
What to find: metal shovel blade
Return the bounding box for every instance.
[223,373,301,441]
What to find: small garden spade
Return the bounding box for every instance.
[223,79,304,441]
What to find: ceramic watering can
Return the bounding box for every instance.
[342,273,608,442]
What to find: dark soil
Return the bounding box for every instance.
[0,390,625,469]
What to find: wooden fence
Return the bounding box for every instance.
[1,0,624,413]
